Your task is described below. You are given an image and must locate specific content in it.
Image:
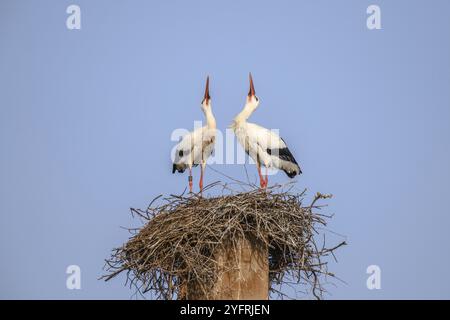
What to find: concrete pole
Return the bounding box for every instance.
[184,237,269,300]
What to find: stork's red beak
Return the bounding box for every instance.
[248,72,256,97]
[203,76,211,103]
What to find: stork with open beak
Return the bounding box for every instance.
[231,73,302,188]
[172,76,216,194]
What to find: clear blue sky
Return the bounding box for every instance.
[1,0,450,299]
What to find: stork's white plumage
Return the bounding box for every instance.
[231,73,301,188]
[172,76,216,193]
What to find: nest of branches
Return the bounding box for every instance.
[102,182,346,299]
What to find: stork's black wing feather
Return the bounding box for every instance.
[266,147,299,166]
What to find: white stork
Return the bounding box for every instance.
[172,76,216,194]
[231,73,302,188]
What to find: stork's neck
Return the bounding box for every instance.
[204,107,216,129]
[233,103,254,125]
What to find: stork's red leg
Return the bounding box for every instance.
[264,167,268,188]
[199,164,204,195]
[188,167,193,193]
[257,163,265,188]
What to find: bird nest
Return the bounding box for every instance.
[102,182,346,300]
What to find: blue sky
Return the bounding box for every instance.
[1,0,450,299]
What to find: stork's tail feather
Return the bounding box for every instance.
[172,163,186,174]
[267,146,302,179]
[283,167,301,179]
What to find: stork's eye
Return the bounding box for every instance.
[255,96,259,102]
